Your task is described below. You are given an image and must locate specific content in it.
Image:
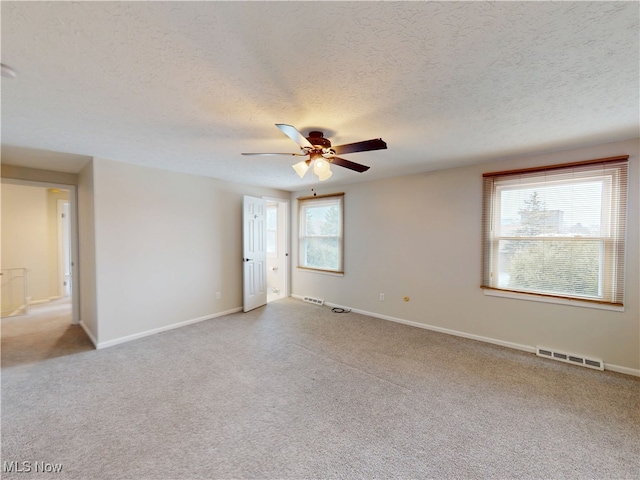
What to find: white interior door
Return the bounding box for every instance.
[243,196,267,312]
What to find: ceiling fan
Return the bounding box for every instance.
[242,124,387,181]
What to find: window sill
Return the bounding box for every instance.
[297,267,344,277]
[483,288,624,312]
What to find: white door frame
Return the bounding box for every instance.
[57,199,71,297]
[1,178,80,325]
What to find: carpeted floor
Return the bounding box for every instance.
[2,297,639,479]
[1,298,93,368]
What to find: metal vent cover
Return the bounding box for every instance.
[303,296,324,306]
[536,346,603,371]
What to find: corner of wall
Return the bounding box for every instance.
[77,159,99,343]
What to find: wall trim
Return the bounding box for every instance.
[1,165,80,186]
[326,300,535,354]
[603,363,640,377]
[483,288,625,312]
[291,295,640,378]
[95,307,243,350]
[28,298,51,306]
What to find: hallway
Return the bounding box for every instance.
[1,298,92,368]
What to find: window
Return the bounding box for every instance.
[481,156,628,306]
[266,203,277,257]
[298,193,344,273]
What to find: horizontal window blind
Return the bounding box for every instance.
[481,156,628,306]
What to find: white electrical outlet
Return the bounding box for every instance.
[216,292,221,300]
[379,293,385,301]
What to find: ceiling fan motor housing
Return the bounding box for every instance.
[307,131,332,149]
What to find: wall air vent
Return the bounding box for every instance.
[303,296,324,306]
[536,346,603,371]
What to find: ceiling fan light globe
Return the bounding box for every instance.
[318,169,333,181]
[292,161,310,178]
[313,158,330,176]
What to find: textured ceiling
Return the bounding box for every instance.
[1,1,638,191]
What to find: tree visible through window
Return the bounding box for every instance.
[298,194,343,273]
[482,157,628,306]
[505,191,600,298]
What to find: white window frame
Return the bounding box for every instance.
[298,193,344,274]
[481,156,628,309]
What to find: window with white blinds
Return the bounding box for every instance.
[481,156,628,306]
[298,193,344,274]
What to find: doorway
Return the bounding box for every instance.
[265,198,289,303]
[0,179,79,325]
[241,196,289,311]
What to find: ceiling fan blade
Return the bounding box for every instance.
[275,124,314,148]
[331,138,387,156]
[327,156,370,173]
[241,152,307,156]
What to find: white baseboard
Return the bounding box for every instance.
[325,301,536,354]
[27,297,65,306]
[28,298,50,306]
[603,363,640,377]
[95,307,243,350]
[292,296,640,378]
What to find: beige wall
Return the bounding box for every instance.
[291,138,640,374]
[89,157,288,346]
[78,161,98,341]
[1,183,64,303]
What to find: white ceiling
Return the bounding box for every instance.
[2,1,638,191]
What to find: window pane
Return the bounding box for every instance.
[498,181,603,237]
[304,204,340,236]
[266,231,276,255]
[266,206,277,230]
[499,239,602,298]
[266,205,277,255]
[304,237,339,270]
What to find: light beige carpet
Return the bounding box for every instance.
[1,298,92,368]
[2,298,639,479]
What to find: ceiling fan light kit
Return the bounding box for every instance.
[243,124,387,182]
